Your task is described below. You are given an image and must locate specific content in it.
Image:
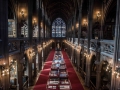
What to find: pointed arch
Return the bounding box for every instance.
[52,18,66,37]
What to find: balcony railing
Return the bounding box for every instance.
[20,40,30,52]
[100,40,114,55]
[8,40,20,53]
[79,38,84,46]
[90,39,98,51]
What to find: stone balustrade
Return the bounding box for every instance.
[79,38,84,46]
[84,39,88,48]
[90,39,98,51]
[100,40,114,56]
[8,40,20,53]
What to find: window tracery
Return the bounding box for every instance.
[52,18,66,37]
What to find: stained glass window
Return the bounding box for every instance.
[52,18,66,37]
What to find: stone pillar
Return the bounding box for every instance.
[34,56,37,77]
[85,0,94,87]
[28,59,32,86]
[85,61,91,86]
[78,1,83,45]
[70,21,72,42]
[38,50,42,70]
[111,0,120,90]
[38,7,42,44]
[18,58,23,90]
[0,0,9,90]
[96,64,101,90]
[28,0,33,86]
[77,51,80,70]
[82,56,85,72]
[73,16,76,43]
[43,16,45,42]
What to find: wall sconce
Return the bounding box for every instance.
[96,11,101,20]
[38,45,42,51]
[76,23,79,28]
[83,19,87,26]
[20,10,25,18]
[29,50,35,57]
[33,19,36,25]
[114,66,120,78]
[41,22,43,27]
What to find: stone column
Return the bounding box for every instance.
[77,51,80,70]
[96,64,101,90]
[28,59,32,86]
[78,1,83,45]
[73,16,76,64]
[111,0,120,90]
[28,0,33,86]
[34,56,37,77]
[85,60,90,86]
[0,0,9,90]
[38,50,42,70]
[85,0,94,87]
[38,6,42,44]
[18,58,23,90]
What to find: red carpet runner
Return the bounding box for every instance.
[34,50,55,90]
[34,50,84,90]
[62,50,84,90]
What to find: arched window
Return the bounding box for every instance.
[52,18,66,37]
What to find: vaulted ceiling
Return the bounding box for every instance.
[43,0,78,23]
